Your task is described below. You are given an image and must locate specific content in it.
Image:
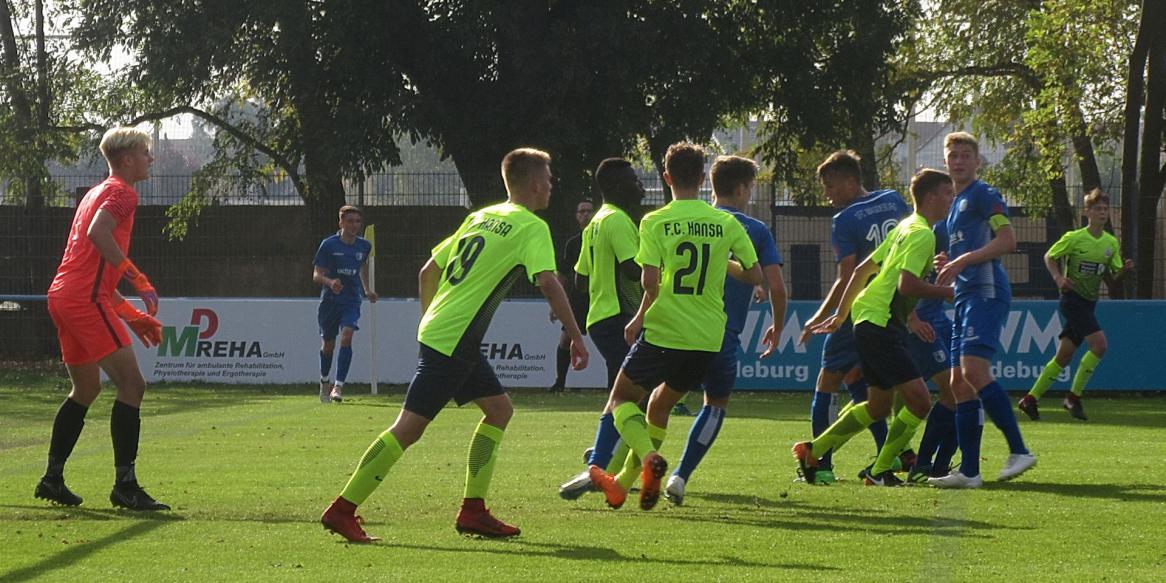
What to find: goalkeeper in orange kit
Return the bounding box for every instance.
[36,127,170,511]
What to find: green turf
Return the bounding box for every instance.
[2,372,1165,581]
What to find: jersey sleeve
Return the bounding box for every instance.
[728,220,759,269]
[98,183,137,223]
[899,228,937,278]
[975,187,1011,231]
[755,227,783,267]
[869,229,894,266]
[574,232,592,277]
[360,239,373,265]
[634,217,662,268]
[522,221,558,283]
[1109,236,1124,272]
[609,215,639,263]
[1046,231,1075,260]
[831,214,857,262]
[313,239,331,268]
[431,215,474,269]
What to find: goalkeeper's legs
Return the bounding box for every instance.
[37,361,103,506]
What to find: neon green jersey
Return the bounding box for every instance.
[1047,227,1123,301]
[419,202,556,358]
[635,199,758,351]
[853,213,936,328]
[575,203,643,328]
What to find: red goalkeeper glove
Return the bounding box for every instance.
[115,258,159,316]
[113,297,163,348]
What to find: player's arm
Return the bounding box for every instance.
[812,255,878,335]
[314,265,343,294]
[359,262,378,302]
[537,270,589,370]
[1044,249,1071,292]
[727,259,763,285]
[418,257,442,314]
[625,264,660,345]
[759,264,788,359]
[88,209,159,315]
[898,269,954,300]
[800,254,855,344]
[937,220,1016,285]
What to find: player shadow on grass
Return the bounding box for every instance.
[381,540,840,571]
[0,515,174,583]
[988,481,1166,503]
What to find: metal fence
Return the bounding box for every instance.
[1,172,1159,359]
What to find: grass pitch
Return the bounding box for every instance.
[2,369,1165,581]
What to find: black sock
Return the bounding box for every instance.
[110,400,141,484]
[555,346,570,385]
[46,398,89,478]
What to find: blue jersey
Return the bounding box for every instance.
[831,189,911,263]
[314,234,372,304]
[946,180,1011,302]
[718,205,783,335]
[914,220,950,325]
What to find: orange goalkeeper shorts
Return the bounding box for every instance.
[47,296,131,365]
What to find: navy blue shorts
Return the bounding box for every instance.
[621,337,716,393]
[402,344,506,420]
[905,316,953,380]
[951,296,1008,361]
[318,300,360,340]
[589,315,633,387]
[700,332,740,399]
[821,318,858,372]
[855,321,920,390]
[1059,291,1100,346]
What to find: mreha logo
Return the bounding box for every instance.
[158,308,272,358]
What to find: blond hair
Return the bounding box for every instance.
[99,127,151,163]
[1083,188,1110,208]
[944,132,979,156]
[501,148,552,193]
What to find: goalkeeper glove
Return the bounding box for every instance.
[115,258,159,316]
[113,297,163,348]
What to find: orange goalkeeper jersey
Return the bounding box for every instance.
[47,176,139,304]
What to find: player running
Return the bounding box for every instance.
[36,127,169,511]
[1019,189,1132,421]
[660,155,787,505]
[313,205,378,403]
[799,150,910,483]
[793,169,955,486]
[930,132,1036,489]
[320,148,587,541]
[585,142,761,511]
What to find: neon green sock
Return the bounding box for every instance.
[612,402,655,459]
[339,430,404,506]
[871,408,924,474]
[836,398,855,421]
[811,402,875,458]
[891,391,905,417]
[605,441,630,474]
[463,421,505,500]
[1028,359,1064,400]
[615,423,666,489]
[1071,351,1102,397]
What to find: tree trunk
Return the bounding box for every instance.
[1121,0,1156,297]
[1048,173,1076,235]
[1135,21,1166,298]
[0,0,45,208]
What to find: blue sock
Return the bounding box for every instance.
[336,346,353,383]
[811,391,835,468]
[915,403,955,469]
[675,405,725,481]
[320,349,333,379]
[979,381,1029,454]
[932,423,959,475]
[955,400,984,477]
[586,413,620,468]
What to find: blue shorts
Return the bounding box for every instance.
[821,318,858,372]
[621,337,715,393]
[905,316,953,380]
[1059,291,1100,346]
[318,301,361,340]
[700,332,740,399]
[589,315,633,388]
[951,296,1008,361]
[402,344,505,420]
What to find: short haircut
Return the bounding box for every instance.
[816,150,862,182]
[664,142,705,190]
[99,127,151,163]
[576,198,595,211]
[710,155,759,197]
[1084,188,1110,208]
[944,131,980,156]
[338,205,362,219]
[501,148,552,193]
[909,168,952,208]
[595,158,634,199]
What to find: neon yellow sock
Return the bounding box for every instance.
[891,391,905,417]
[1071,351,1102,397]
[605,441,630,474]
[339,430,403,506]
[1028,359,1063,400]
[615,423,666,489]
[871,408,924,474]
[463,421,505,500]
[811,402,875,458]
[836,398,855,420]
[612,402,655,459]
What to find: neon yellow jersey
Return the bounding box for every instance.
[419,202,556,358]
[1047,227,1123,301]
[635,199,758,351]
[575,203,642,328]
[853,213,936,328]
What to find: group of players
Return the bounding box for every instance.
[34,127,1129,543]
